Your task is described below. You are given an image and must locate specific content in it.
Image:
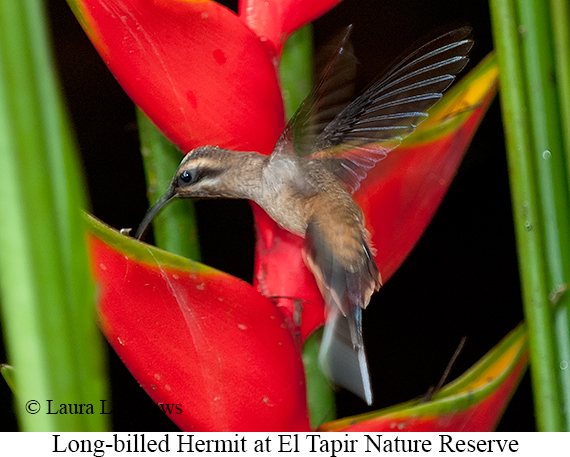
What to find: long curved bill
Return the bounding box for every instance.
[135,186,177,240]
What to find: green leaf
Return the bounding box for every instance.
[0,0,109,431]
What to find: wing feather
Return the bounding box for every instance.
[273,26,358,158]
[277,27,473,193]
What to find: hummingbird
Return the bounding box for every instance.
[135,27,473,405]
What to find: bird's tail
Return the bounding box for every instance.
[319,304,373,405]
[305,218,380,404]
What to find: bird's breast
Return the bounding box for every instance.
[257,158,319,236]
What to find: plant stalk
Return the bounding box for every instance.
[489,0,570,430]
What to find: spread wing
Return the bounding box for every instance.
[272,26,358,157]
[274,27,473,194]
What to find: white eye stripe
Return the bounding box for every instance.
[194,177,219,186]
[182,156,223,169]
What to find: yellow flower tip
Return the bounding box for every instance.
[422,55,499,129]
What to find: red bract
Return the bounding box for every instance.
[71,0,284,153]
[88,216,310,431]
[69,0,522,432]
[239,0,344,54]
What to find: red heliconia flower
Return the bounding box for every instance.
[69,0,526,431]
[239,0,343,54]
[88,217,310,431]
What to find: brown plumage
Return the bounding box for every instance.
[136,27,473,404]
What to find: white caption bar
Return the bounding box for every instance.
[2,432,567,456]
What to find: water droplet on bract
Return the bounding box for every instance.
[542,150,551,159]
[524,220,532,230]
[560,360,568,370]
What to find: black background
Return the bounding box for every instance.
[0,0,534,431]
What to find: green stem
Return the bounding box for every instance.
[551,0,570,177]
[0,0,109,431]
[279,26,314,120]
[279,25,337,427]
[517,0,570,430]
[302,330,336,425]
[489,0,569,431]
[550,0,570,424]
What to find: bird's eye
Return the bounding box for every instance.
[179,169,195,185]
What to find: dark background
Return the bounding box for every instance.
[0,0,534,430]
